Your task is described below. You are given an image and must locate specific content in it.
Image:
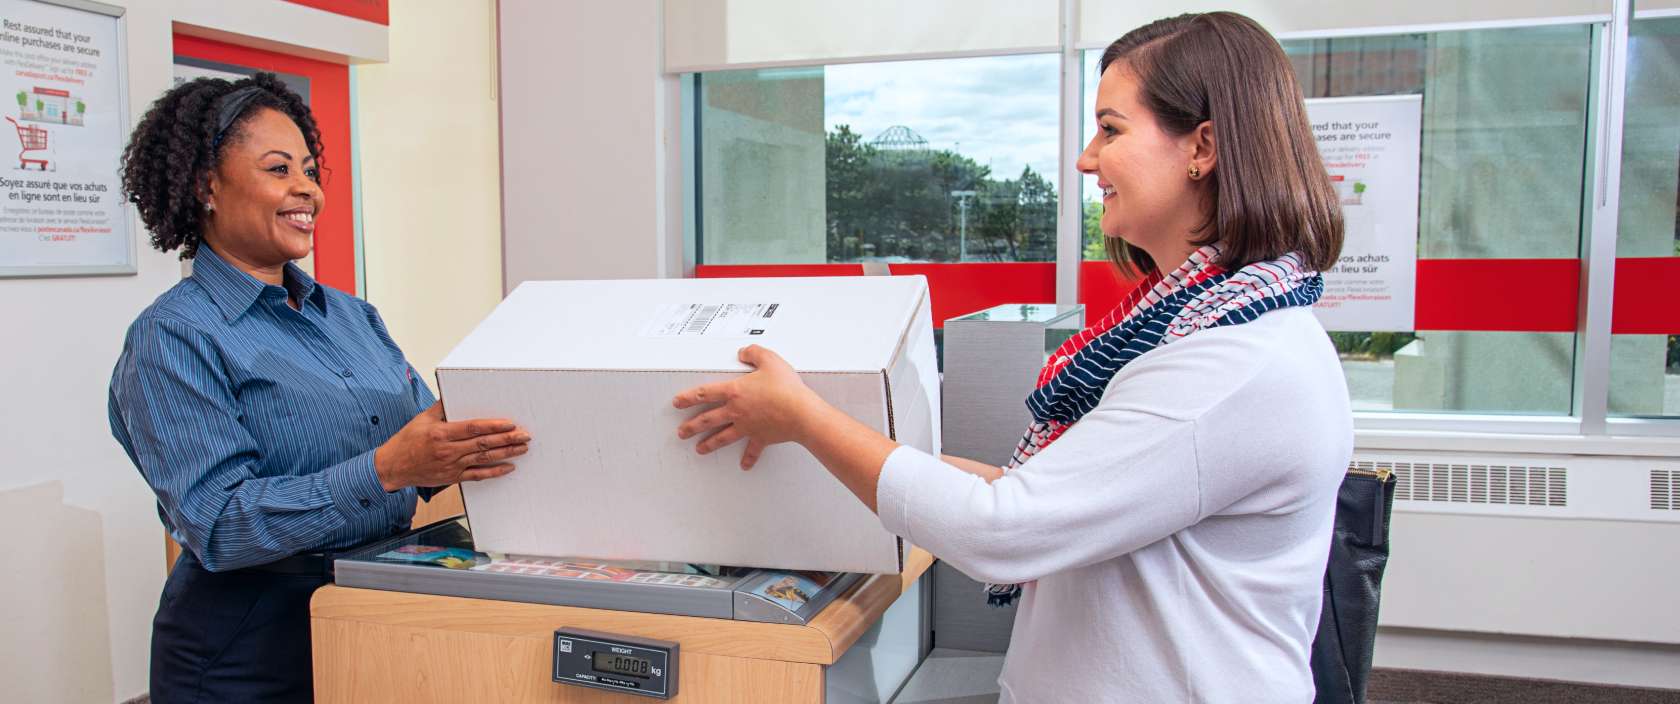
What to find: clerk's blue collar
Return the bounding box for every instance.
[192,244,328,322]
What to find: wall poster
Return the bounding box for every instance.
[0,0,130,278]
[1307,94,1424,333]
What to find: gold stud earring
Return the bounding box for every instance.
[1188,164,1201,179]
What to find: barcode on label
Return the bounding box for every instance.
[642,302,783,338]
[684,305,721,334]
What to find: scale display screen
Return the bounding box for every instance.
[554,628,676,699]
[592,651,653,678]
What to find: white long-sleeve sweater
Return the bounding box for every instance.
[877,307,1354,703]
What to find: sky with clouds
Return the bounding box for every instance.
[813,52,1106,204]
[821,52,1104,183]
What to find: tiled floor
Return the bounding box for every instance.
[892,648,1004,703]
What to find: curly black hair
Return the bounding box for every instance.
[120,72,323,259]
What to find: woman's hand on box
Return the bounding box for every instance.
[673,344,825,470]
[373,402,532,491]
[677,345,900,512]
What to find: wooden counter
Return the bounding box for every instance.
[312,547,934,702]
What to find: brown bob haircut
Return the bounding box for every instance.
[1098,12,1343,276]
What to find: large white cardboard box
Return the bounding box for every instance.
[436,276,940,574]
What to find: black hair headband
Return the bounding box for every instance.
[211,85,265,151]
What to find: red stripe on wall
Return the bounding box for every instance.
[1078,261,1146,320]
[281,0,389,25]
[701,258,1616,334]
[1613,258,1680,335]
[173,34,357,295]
[1414,259,1579,333]
[1080,258,1584,333]
[889,263,1056,326]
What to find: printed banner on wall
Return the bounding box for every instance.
[0,0,129,277]
[1306,95,1423,332]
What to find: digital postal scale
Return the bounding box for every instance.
[332,517,866,700]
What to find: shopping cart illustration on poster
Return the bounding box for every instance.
[6,117,49,170]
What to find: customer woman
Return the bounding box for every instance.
[110,73,530,702]
[675,13,1352,702]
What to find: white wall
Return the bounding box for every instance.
[1374,509,1680,687]
[663,0,1059,72]
[0,3,385,701]
[356,0,502,380]
[499,0,684,290]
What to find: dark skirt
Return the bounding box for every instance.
[150,552,329,703]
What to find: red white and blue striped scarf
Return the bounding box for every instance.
[985,243,1324,606]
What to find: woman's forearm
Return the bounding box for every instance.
[791,402,1006,510]
[796,403,900,513]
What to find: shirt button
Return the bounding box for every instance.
[370,415,380,425]
[341,369,355,378]
[359,498,372,508]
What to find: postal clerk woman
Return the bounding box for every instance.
[675,13,1354,703]
[109,73,530,702]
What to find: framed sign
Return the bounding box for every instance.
[0,0,133,278]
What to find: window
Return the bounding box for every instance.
[687,6,1679,438]
[694,54,1061,265]
[1284,26,1594,415]
[1609,16,1680,418]
[1078,27,1596,415]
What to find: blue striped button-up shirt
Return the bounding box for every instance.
[109,245,434,572]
